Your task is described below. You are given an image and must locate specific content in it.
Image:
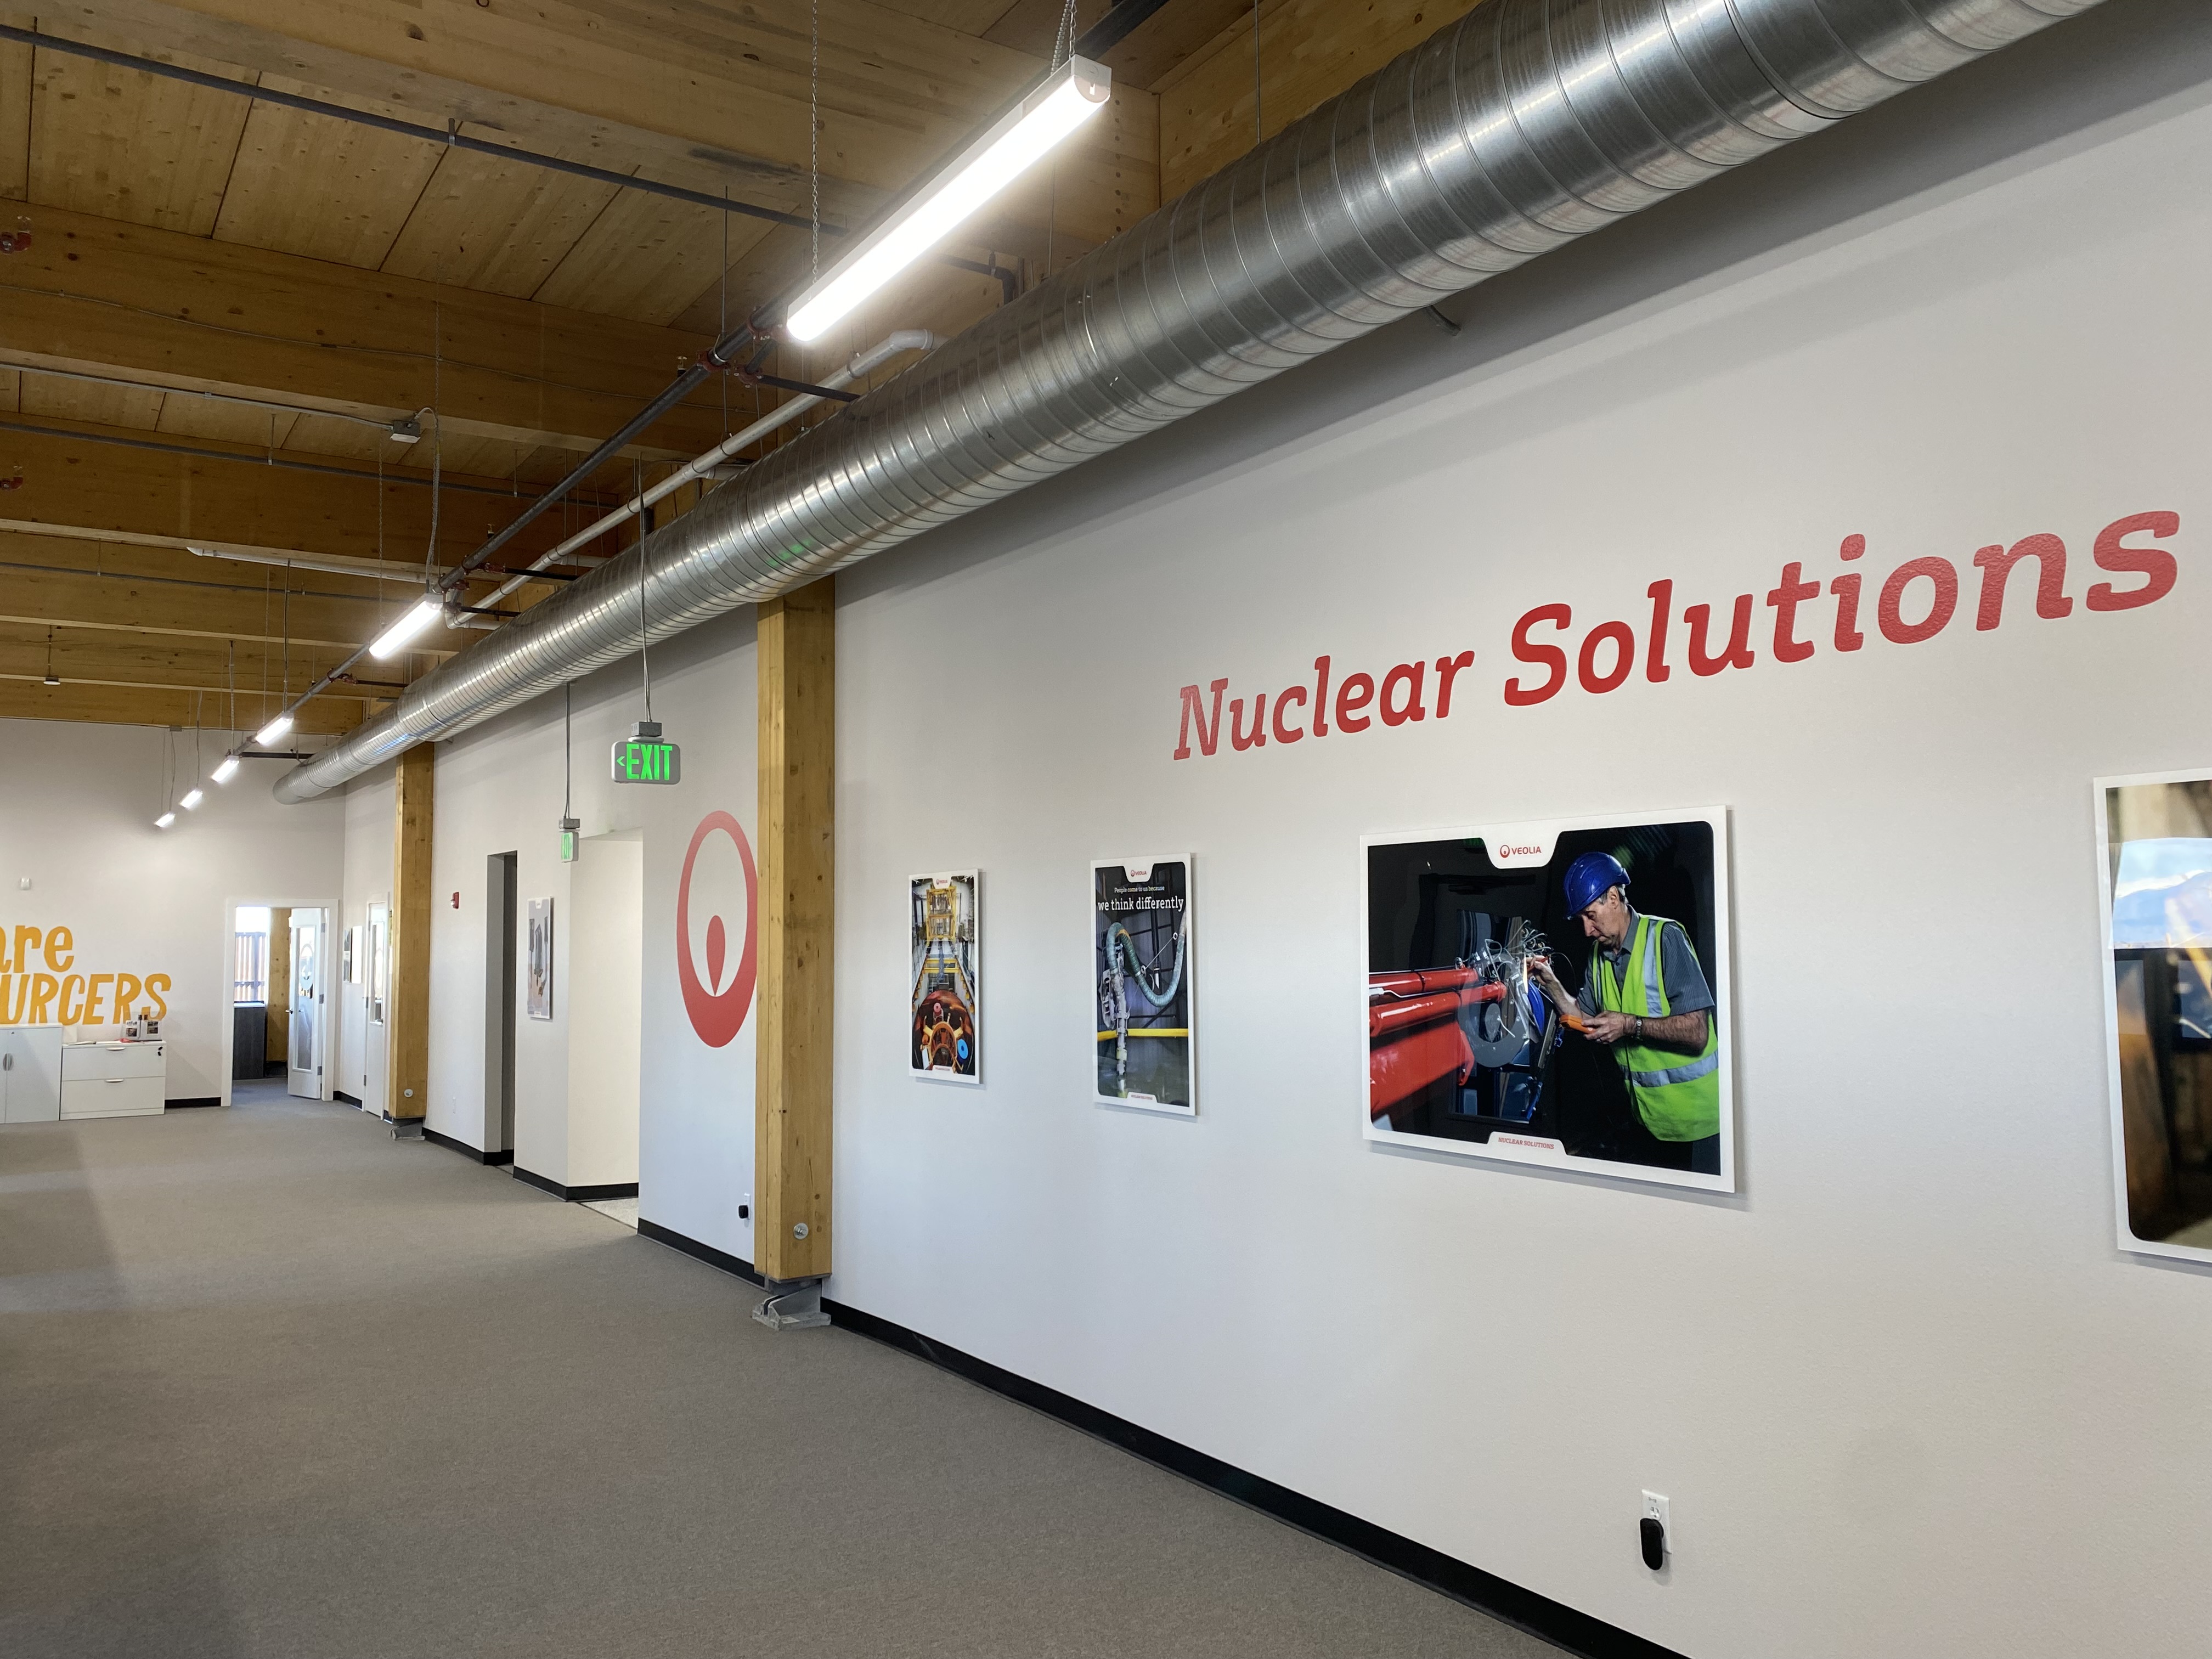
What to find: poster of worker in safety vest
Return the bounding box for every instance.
[2097,770,2212,1263]
[1363,810,1733,1191]
[1094,857,1195,1116]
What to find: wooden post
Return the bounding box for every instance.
[388,743,436,1121]
[755,577,834,1283]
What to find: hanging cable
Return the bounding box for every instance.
[636,458,654,723]
[810,0,821,283]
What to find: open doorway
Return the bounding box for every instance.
[483,852,518,1163]
[363,899,390,1116]
[226,901,332,1107]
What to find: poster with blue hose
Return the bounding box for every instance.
[1093,857,1194,1115]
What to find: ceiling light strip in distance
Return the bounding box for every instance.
[785,57,1110,343]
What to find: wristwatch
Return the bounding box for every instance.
[1633,1015,1644,1040]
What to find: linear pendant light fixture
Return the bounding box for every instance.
[369,590,443,661]
[254,712,295,747]
[785,57,1110,343]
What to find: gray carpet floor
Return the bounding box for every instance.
[0,1082,1555,1658]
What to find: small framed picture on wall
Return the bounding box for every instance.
[1093,857,1194,1116]
[910,871,981,1083]
[526,898,554,1020]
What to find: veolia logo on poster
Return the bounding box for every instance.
[678,811,758,1048]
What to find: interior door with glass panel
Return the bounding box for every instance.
[287,908,326,1098]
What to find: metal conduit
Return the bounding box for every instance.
[275,0,2100,804]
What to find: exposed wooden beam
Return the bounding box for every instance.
[0,529,455,655]
[0,201,740,459]
[0,12,29,200]
[0,675,359,731]
[755,575,834,1288]
[58,0,1156,255]
[0,417,581,640]
[0,619,379,708]
[387,741,433,1121]
[1157,0,1487,200]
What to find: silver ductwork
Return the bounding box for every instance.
[276,0,2099,804]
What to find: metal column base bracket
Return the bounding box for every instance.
[753,1277,831,1331]
[390,1118,425,1141]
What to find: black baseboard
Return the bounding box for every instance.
[164,1096,221,1109]
[627,1216,1677,1659]
[512,1165,637,1203]
[422,1126,515,1166]
[335,1090,361,1107]
[263,1060,286,1077]
[637,1217,764,1286]
[826,1302,1685,1659]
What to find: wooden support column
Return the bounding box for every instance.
[388,744,436,1122]
[755,577,835,1283]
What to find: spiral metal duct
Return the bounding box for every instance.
[276,0,2100,803]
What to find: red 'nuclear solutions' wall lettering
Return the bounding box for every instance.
[1504,510,2177,707]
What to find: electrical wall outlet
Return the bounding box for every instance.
[1641,1491,1671,1570]
[739,1192,752,1224]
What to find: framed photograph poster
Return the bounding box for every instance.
[526,897,554,1021]
[911,871,981,1082]
[2095,769,2212,1261]
[1093,857,1194,1115]
[1364,809,1733,1192]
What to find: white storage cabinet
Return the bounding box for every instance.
[0,1025,64,1122]
[61,1040,166,1119]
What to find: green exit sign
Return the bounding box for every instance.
[611,723,681,785]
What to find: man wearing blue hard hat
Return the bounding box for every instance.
[1531,850,1722,1173]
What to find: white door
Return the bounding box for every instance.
[363,901,390,1116]
[287,909,326,1099]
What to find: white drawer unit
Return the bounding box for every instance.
[60,1040,166,1119]
[0,1025,64,1123]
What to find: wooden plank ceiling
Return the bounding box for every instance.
[0,0,1456,744]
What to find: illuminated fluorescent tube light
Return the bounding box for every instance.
[179,788,204,811]
[369,593,443,661]
[154,811,176,829]
[784,57,1109,343]
[255,713,294,747]
[211,753,241,785]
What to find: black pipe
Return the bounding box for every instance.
[436,318,758,590]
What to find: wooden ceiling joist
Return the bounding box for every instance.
[0,413,600,572]
[0,527,471,658]
[0,202,741,461]
[54,0,1158,257]
[0,676,360,733]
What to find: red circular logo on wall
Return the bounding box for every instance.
[677,811,758,1047]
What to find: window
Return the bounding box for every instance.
[235,905,271,1004]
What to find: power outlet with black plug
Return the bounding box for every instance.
[1640,1491,1670,1571]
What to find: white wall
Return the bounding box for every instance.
[565,831,642,1189]
[345,7,2212,1653]
[0,719,343,1100]
[398,606,757,1242]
